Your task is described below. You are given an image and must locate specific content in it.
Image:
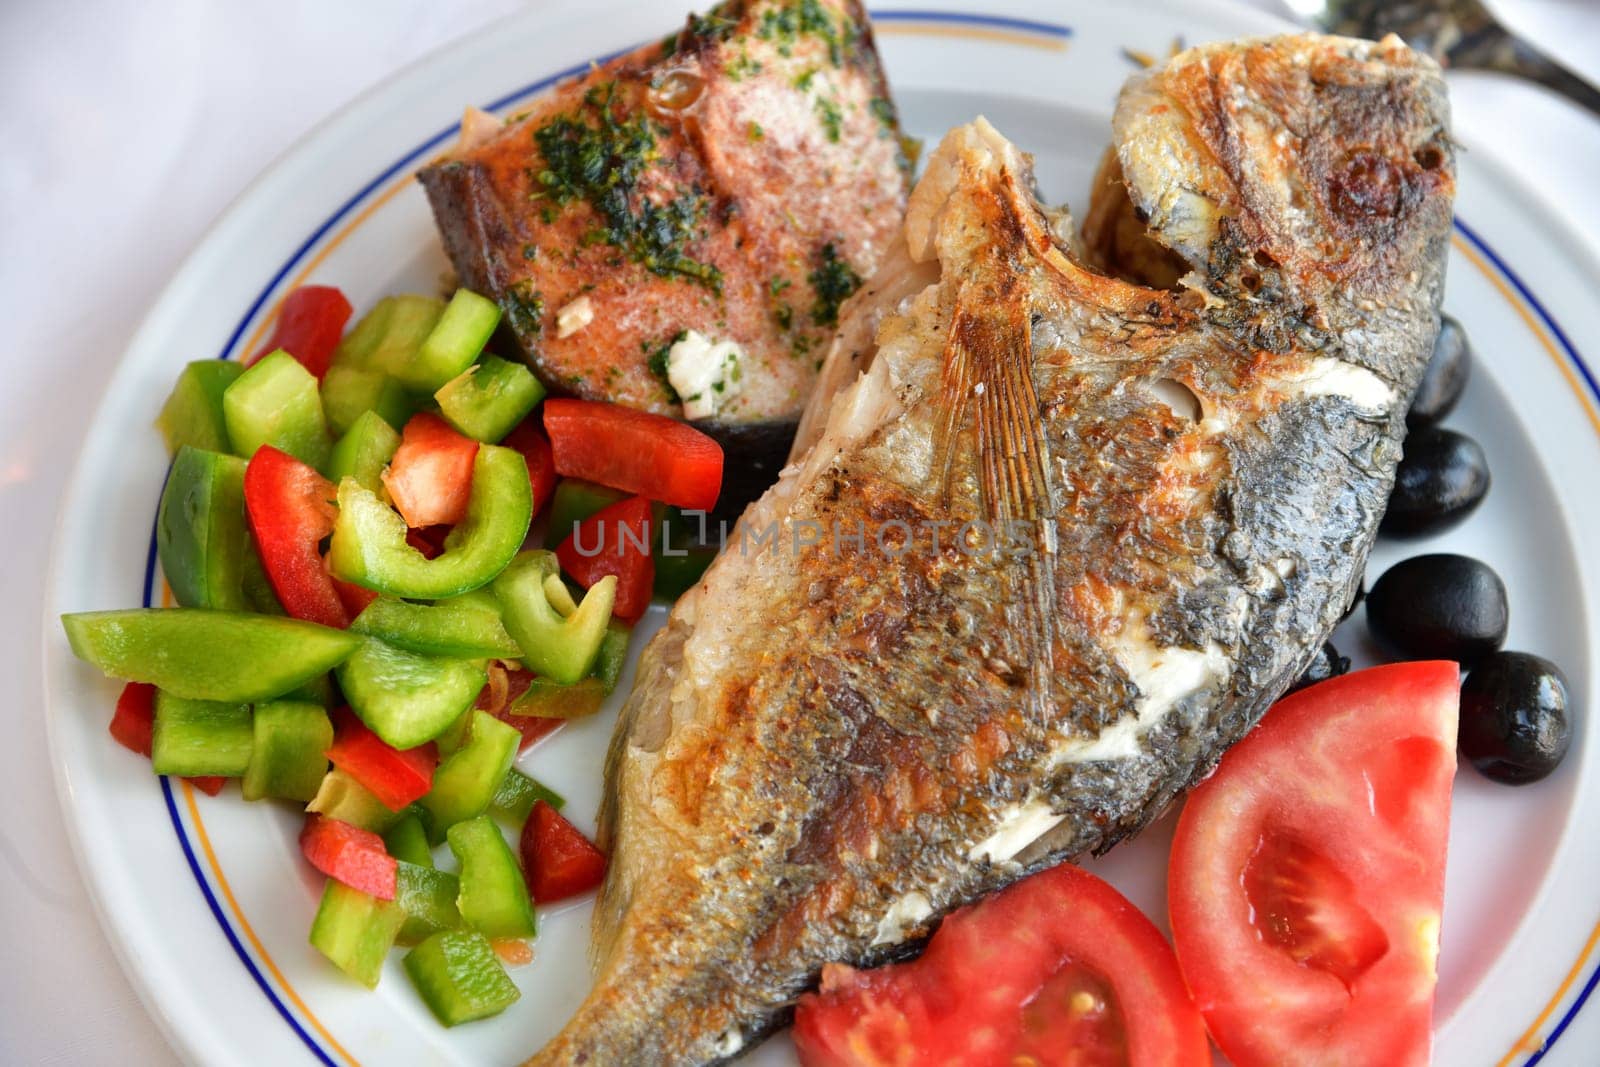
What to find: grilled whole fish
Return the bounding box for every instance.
[418,0,909,509]
[527,33,1454,1065]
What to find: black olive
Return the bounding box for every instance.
[1459,652,1572,783]
[1407,314,1471,429]
[1288,641,1351,693]
[1366,553,1508,665]
[1380,427,1490,537]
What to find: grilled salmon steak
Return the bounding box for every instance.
[418,0,909,504]
[527,33,1455,1064]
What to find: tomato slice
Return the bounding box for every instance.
[543,398,723,512]
[554,495,654,622]
[1168,662,1459,1067]
[502,419,558,519]
[794,863,1208,1067]
[243,446,349,629]
[520,800,607,903]
[248,285,353,378]
[300,812,398,900]
[325,707,437,811]
[382,413,479,528]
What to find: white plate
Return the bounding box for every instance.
[41,1,1600,1063]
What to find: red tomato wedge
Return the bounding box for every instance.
[543,398,723,512]
[1168,662,1459,1067]
[520,800,607,903]
[554,495,654,622]
[794,863,1208,1067]
[502,420,558,518]
[243,446,348,629]
[300,813,398,900]
[382,413,479,528]
[248,285,353,378]
[325,708,437,811]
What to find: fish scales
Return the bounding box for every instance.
[527,32,1454,1064]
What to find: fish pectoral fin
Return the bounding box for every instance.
[935,288,1060,710]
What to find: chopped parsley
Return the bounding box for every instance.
[808,242,861,327]
[505,282,545,337]
[868,97,896,137]
[687,10,739,42]
[727,51,763,81]
[647,330,688,404]
[758,0,853,65]
[814,96,843,143]
[747,120,765,142]
[530,83,723,291]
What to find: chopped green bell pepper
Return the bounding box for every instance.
[490,768,565,825]
[320,363,420,437]
[350,591,520,660]
[242,700,331,802]
[401,289,502,393]
[384,812,435,868]
[493,551,615,685]
[310,879,405,989]
[279,671,336,707]
[335,638,486,751]
[434,706,475,758]
[157,361,244,456]
[396,861,463,945]
[62,609,361,703]
[327,410,401,494]
[404,930,520,1026]
[307,767,404,832]
[501,619,629,718]
[151,692,253,778]
[544,478,626,549]
[157,447,258,611]
[419,711,519,840]
[435,355,545,443]
[222,350,331,469]
[333,294,444,377]
[328,444,532,600]
[447,815,537,939]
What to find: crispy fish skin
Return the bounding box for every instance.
[416,0,908,435]
[527,33,1454,1065]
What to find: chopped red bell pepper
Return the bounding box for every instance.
[543,399,723,512]
[330,570,380,618]
[405,525,449,560]
[382,413,479,528]
[325,707,437,810]
[477,665,563,752]
[248,286,353,379]
[502,420,558,518]
[244,445,349,629]
[519,800,607,903]
[111,681,157,756]
[300,812,398,900]
[109,683,229,795]
[554,495,654,622]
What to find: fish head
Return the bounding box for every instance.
[1113,33,1455,349]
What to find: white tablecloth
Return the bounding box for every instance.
[2,1,1596,1062]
